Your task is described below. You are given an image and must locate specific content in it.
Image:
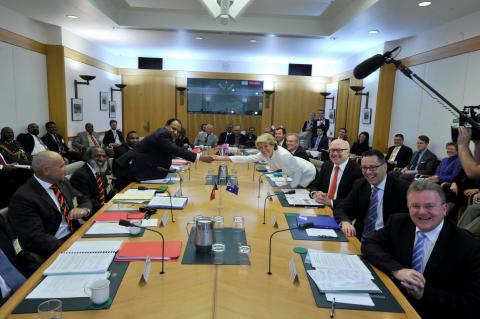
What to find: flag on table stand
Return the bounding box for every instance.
[210,183,218,200]
[226,180,239,195]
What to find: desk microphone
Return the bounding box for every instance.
[263,190,295,224]
[164,190,175,223]
[119,220,166,274]
[258,169,282,198]
[139,206,157,219]
[267,222,314,275]
[157,166,184,196]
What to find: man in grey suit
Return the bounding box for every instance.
[194,123,218,147]
[72,123,102,153]
[399,135,438,181]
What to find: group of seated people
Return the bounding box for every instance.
[2,116,480,318]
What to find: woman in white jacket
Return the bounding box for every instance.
[213,133,317,188]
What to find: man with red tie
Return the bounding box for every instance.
[72,123,102,153]
[70,147,115,214]
[309,139,362,208]
[8,151,92,259]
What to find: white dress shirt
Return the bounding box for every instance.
[414,221,444,273]
[229,146,316,188]
[30,133,48,155]
[0,275,12,299]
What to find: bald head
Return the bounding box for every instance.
[328,139,350,165]
[32,151,67,183]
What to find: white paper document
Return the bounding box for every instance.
[325,293,374,307]
[307,250,372,276]
[141,219,158,227]
[43,252,115,275]
[147,196,188,209]
[305,228,337,238]
[66,240,123,253]
[85,222,130,235]
[282,189,310,195]
[26,273,110,299]
[307,269,380,293]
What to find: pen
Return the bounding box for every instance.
[370,293,386,299]
[330,297,335,318]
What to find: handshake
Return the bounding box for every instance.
[199,155,229,163]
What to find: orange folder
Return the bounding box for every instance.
[115,241,182,261]
[94,212,145,222]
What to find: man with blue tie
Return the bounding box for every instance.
[310,127,329,161]
[362,180,480,319]
[399,135,437,181]
[334,150,409,239]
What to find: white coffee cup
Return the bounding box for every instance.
[128,220,142,235]
[84,279,110,304]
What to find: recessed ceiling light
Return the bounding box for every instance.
[418,2,431,7]
[66,14,78,19]
[368,29,379,34]
[195,37,203,40]
[249,39,257,43]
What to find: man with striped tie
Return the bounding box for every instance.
[8,151,92,259]
[70,147,115,214]
[334,150,409,239]
[362,180,480,319]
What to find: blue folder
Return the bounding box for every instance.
[297,215,339,229]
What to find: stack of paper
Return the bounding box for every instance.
[141,173,180,184]
[147,196,188,209]
[283,191,325,207]
[306,249,380,306]
[113,189,156,202]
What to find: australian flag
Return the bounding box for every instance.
[226,180,239,195]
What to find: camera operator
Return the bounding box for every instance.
[457,127,480,179]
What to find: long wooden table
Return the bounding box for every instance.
[1,162,420,319]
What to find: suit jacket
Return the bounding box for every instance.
[309,159,363,207]
[232,134,248,147]
[245,134,257,148]
[16,133,47,155]
[218,132,235,145]
[8,177,92,259]
[114,128,197,182]
[310,134,329,151]
[291,146,310,161]
[406,149,437,175]
[334,173,410,239]
[70,164,115,213]
[41,133,69,154]
[385,145,413,168]
[362,214,480,319]
[194,132,218,147]
[114,143,133,160]
[302,119,314,132]
[72,131,101,151]
[102,129,124,147]
[313,118,330,133]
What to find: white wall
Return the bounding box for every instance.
[324,82,338,138]
[389,50,479,158]
[357,70,379,143]
[65,58,122,137]
[0,41,49,136]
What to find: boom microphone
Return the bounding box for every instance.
[353,46,400,80]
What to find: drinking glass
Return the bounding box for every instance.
[37,299,62,319]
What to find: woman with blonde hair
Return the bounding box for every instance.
[213,133,317,188]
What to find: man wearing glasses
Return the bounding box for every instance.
[362,180,480,319]
[309,139,362,208]
[334,150,409,239]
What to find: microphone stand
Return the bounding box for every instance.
[258,169,282,198]
[267,222,314,275]
[263,190,295,224]
[164,190,174,223]
[119,220,165,274]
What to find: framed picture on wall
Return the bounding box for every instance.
[100,91,108,111]
[109,101,117,118]
[328,110,335,122]
[362,108,372,125]
[71,98,83,121]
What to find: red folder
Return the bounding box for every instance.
[115,241,182,261]
[94,212,144,222]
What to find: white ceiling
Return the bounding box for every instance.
[1,0,480,69]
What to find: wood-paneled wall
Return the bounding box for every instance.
[119,69,328,140]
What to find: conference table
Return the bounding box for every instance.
[1,161,420,319]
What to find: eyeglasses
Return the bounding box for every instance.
[408,203,442,211]
[361,163,384,172]
[329,148,348,154]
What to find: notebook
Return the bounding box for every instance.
[115,241,182,261]
[94,212,145,222]
[147,196,188,209]
[297,215,340,229]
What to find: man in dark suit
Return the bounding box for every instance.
[114,130,140,159]
[115,118,213,190]
[41,121,82,163]
[335,149,410,239]
[400,135,438,181]
[385,133,413,170]
[103,120,125,151]
[310,139,362,207]
[274,127,288,149]
[362,180,480,319]
[0,214,43,305]
[8,151,92,259]
[245,127,257,148]
[310,127,329,161]
[70,147,115,214]
[313,109,330,134]
[218,123,234,145]
[232,125,247,147]
[16,123,49,156]
[286,133,310,161]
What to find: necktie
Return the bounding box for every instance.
[362,186,379,240]
[388,146,400,161]
[50,184,72,230]
[96,173,105,205]
[0,249,26,293]
[327,166,340,200]
[90,134,98,146]
[314,137,321,149]
[412,232,426,273]
[54,135,65,153]
[410,152,420,170]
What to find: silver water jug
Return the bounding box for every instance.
[186,216,216,253]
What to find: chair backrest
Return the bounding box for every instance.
[65,161,85,179]
[309,158,323,170]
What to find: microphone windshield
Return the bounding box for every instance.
[353,54,386,80]
[284,190,295,195]
[119,219,133,227]
[298,222,315,230]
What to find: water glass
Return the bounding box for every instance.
[207,168,214,176]
[212,242,226,265]
[37,299,62,319]
[213,215,224,230]
[233,216,245,231]
[238,243,251,265]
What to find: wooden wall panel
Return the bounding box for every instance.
[335,79,350,137]
[345,78,363,141]
[373,64,397,152]
[187,114,262,140]
[0,27,46,54]
[46,45,67,138]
